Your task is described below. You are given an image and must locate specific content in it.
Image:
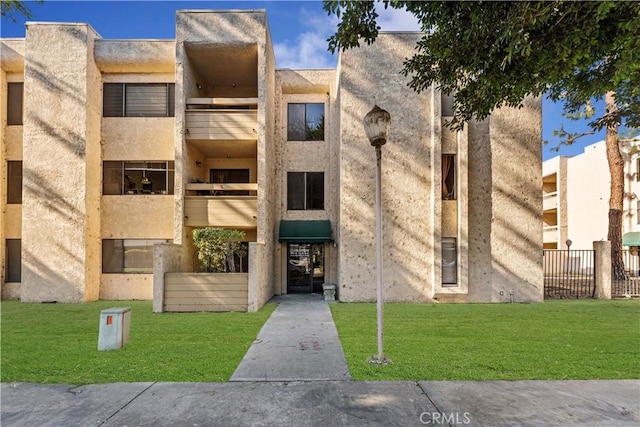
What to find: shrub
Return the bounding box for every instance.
[192,228,246,273]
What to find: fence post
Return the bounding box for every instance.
[593,241,611,299]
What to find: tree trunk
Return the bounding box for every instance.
[605,91,625,280]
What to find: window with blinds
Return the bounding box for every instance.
[103,83,175,117]
[102,239,172,273]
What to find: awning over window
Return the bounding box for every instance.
[279,220,332,243]
[622,232,640,246]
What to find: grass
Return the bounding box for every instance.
[3,299,638,384]
[1,300,275,384]
[330,299,640,381]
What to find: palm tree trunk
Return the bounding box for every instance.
[605,91,625,280]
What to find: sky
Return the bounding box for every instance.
[0,0,613,160]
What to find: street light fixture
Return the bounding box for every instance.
[363,105,391,365]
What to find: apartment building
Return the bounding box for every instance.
[1,10,543,311]
[543,139,640,250]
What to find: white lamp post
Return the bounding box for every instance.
[363,105,391,365]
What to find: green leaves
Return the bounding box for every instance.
[324,0,380,54]
[192,228,246,273]
[324,0,640,131]
[0,0,42,22]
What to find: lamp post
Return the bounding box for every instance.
[363,105,391,365]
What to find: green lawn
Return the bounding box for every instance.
[1,300,275,384]
[330,299,640,381]
[3,299,638,384]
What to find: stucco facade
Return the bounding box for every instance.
[1,10,543,308]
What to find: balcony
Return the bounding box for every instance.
[543,191,558,211]
[543,225,559,243]
[185,97,258,141]
[184,183,257,228]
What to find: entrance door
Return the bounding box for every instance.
[287,243,324,293]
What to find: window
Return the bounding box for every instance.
[7,82,23,125]
[102,239,171,274]
[7,161,22,204]
[442,154,456,200]
[103,161,174,195]
[287,103,324,141]
[636,158,640,182]
[103,83,175,117]
[5,239,21,282]
[210,169,250,196]
[441,92,455,117]
[442,237,457,285]
[287,172,324,210]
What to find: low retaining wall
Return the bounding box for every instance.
[163,273,248,312]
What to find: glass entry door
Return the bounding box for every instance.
[287,243,324,293]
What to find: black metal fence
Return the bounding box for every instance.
[613,250,640,297]
[543,249,595,299]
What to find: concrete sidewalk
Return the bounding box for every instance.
[230,294,350,381]
[2,380,638,426]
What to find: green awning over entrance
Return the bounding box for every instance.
[279,220,332,243]
[622,232,640,246]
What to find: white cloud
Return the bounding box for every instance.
[376,5,421,32]
[272,5,420,69]
[273,9,338,69]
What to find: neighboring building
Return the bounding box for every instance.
[1,10,543,310]
[543,139,640,250]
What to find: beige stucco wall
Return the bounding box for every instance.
[152,243,183,312]
[467,97,543,302]
[0,68,7,293]
[21,23,102,303]
[1,43,25,297]
[95,40,174,73]
[274,69,339,295]
[253,16,277,310]
[102,118,175,160]
[1,39,25,73]
[101,196,174,238]
[100,196,173,300]
[100,274,153,300]
[337,33,433,302]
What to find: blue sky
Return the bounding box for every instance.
[1,0,610,160]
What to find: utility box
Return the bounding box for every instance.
[98,307,131,351]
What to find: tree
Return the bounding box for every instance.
[192,228,246,273]
[1,1,42,22]
[325,0,639,279]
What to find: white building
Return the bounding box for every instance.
[543,139,640,250]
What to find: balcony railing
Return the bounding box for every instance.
[543,191,558,211]
[184,183,257,228]
[543,225,559,243]
[185,98,258,141]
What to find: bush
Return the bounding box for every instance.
[192,228,246,272]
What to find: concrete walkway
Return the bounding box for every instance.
[230,294,351,381]
[2,380,638,426]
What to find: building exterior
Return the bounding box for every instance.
[542,139,640,250]
[1,10,543,310]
